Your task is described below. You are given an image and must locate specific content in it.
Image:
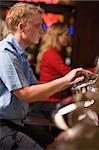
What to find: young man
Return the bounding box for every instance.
[0,2,92,150]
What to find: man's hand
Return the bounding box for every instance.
[63,68,93,86]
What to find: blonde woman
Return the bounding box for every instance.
[37,22,71,101]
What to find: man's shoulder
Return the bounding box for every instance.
[0,38,11,51]
[0,38,18,56]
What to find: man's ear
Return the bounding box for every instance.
[17,22,25,32]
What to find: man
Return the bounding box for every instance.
[0,2,92,150]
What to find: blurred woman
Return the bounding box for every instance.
[36,22,72,102]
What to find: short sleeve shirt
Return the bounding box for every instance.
[0,34,38,124]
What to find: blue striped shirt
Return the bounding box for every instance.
[0,34,38,125]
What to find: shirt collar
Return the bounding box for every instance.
[6,34,27,56]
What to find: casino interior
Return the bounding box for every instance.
[0,0,99,149]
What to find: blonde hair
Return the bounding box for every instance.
[6,2,44,33]
[36,22,68,73]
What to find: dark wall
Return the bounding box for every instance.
[72,1,99,69]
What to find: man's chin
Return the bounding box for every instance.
[30,41,38,45]
[34,39,40,44]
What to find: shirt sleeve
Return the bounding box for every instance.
[0,51,29,92]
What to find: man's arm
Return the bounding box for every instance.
[13,68,91,103]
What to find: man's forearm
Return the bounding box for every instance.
[14,68,90,103]
[14,77,69,103]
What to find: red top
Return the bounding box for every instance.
[39,48,71,102]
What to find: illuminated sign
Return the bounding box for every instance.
[42,13,64,27]
[17,0,71,4]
